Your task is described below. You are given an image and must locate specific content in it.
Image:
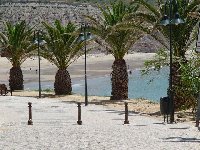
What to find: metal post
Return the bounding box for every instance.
[28,102,33,125]
[169,0,175,123]
[84,24,88,106]
[124,102,129,124]
[37,31,41,98]
[160,0,184,124]
[196,118,200,127]
[77,102,82,125]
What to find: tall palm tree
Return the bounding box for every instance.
[0,20,35,90]
[41,20,85,95]
[86,0,147,100]
[132,0,200,109]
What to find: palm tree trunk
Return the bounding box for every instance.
[54,69,72,95]
[110,59,128,100]
[9,66,24,90]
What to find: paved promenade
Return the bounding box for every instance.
[0,96,199,150]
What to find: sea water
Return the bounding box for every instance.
[24,68,169,102]
[73,67,169,102]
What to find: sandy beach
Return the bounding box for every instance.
[0,53,156,84]
[0,96,199,150]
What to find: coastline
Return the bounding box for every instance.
[0,53,156,84]
[0,52,168,101]
[0,52,195,124]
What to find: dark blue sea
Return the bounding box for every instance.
[24,68,169,102]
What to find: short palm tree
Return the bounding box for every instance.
[86,1,147,100]
[0,20,35,90]
[41,20,85,95]
[133,0,200,110]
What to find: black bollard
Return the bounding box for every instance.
[77,102,82,125]
[10,88,12,96]
[124,102,129,124]
[28,102,33,125]
[195,120,199,127]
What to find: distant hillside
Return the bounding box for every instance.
[0,0,133,5]
[0,0,162,53]
[0,0,111,3]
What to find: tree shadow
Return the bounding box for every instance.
[163,137,200,143]
[112,118,124,121]
[134,124,147,127]
[169,127,190,130]
[153,122,166,125]
[140,111,161,117]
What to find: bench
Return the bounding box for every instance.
[0,84,12,96]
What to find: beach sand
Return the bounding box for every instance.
[0,53,156,84]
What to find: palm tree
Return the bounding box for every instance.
[86,1,147,100]
[133,0,200,109]
[41,20,85,95]
[0,20,35,90]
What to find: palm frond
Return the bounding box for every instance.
[86,0,144,59]
[42,20,85,69]
[185,0,200,14]
[0,20,35,66]
[132,0,161,17]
